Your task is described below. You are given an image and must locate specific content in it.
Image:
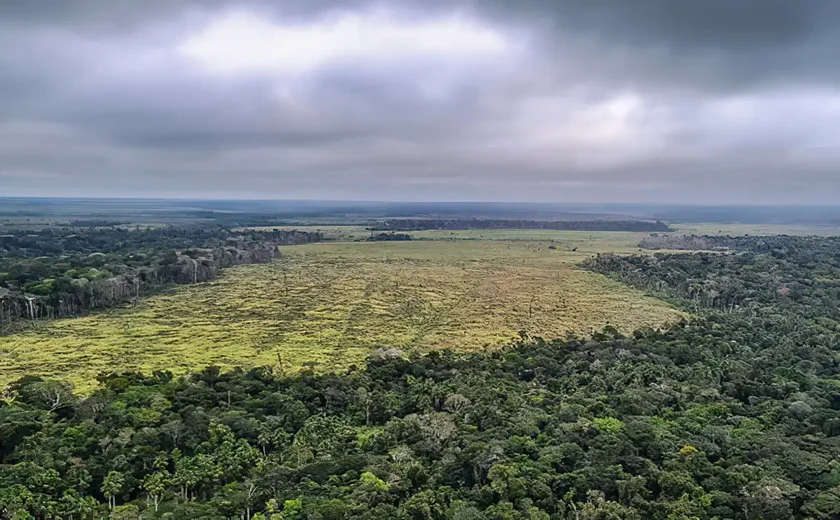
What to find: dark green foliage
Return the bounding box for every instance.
[0,227,321,329]
[584,235,840,314]
[3,234,840,518]
[366,232,413,241]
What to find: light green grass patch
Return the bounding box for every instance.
[673,223,840,237]
[0,240,684,392]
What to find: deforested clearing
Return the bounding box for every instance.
[0,240,684,391]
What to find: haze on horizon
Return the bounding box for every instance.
[2,0,839,204]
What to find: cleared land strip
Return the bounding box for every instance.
[0,239,684,391]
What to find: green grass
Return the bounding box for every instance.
[246,225,656,249]
[673,223,840,237]
[0,239,685,392]
[251,223,840,241]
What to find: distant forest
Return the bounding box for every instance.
[366,232,413,242]
[5,234,840,517]
[369,219,672,232]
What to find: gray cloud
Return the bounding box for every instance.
[1,0,840,203]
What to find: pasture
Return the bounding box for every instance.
[0,238,684,391]
[672,223,840,237]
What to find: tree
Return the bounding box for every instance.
[488,464,528,503]
[279,498,303,519]
[803,486,840,519]
[0,485,34,518]
[143,471,170,512]
[399,490,445,520]
[101,471,125,510]
[356,472,390,507]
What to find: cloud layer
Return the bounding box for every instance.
[2,0,839,203]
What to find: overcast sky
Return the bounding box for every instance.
[2,0,839,203]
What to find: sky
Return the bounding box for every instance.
[1,0,839,204]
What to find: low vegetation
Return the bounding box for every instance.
[0,240,683,391]
[672,223,840,237]
[247,227,657,248]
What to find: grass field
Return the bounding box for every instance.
[0,238,684,392]
[672,223,840,236]
[252,223,840,239]
[246,225,658,247]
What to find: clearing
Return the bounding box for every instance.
[0,238,684,391]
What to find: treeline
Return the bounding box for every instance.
[585,235,840,313]
[636,233,840,252]
[638,234,753,251]
[0,227,320,258]
[366,232,413,242]
[639,234,736,251]
[5,235,840,517]
[66,219,135,227]
[0,227,322,331]
[369,219,672,232]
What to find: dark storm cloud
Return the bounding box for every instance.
[479,0,840,93]
[1,0,839,202]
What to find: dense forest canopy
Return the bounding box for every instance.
[589,235,840,314]
[0,227,322,330]
[4,234,840,518]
